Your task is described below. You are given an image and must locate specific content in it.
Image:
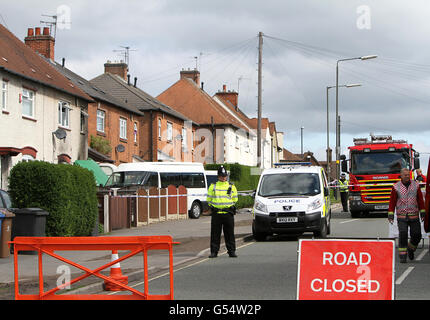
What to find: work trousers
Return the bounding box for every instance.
[210,212,236,254]
[397,217,422,256]
[340,191,348,212]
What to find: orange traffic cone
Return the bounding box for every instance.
[104,250,128,291]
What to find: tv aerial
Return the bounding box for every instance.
[113,46,137,66]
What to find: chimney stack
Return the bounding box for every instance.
[215,84,239,109]
[104,61,129,81]
[24,27,55,61]
[180,68,200,86]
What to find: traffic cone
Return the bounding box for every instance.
[104,250,128,291]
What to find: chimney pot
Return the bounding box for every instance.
[62,57,65,67]
[134,77,137,87]
[223,84,226,92]
[127,74,130,85]
[43,27,50,35]
[27,28,34,37]
[35,27,41,36]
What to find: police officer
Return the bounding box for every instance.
[339,173,349,212]
[207,166,238,258]
[388,168,425,263]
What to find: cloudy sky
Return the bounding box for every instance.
[2,0,430,171]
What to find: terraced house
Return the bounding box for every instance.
[0,24,93,189]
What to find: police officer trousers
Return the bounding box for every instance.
[397,217,422,256]
[340,191,348,212]
[210,212,235,254]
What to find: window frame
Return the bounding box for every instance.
[58,100,71,128]
[1,80,7,111]
[96,109,105,133]
[119,117,127,140]
[22,88,35,118]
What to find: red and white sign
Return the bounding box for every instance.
[297,239,395,300]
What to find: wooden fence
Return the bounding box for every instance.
[97,185,189,233]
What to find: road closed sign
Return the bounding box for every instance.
[297,239,395,300]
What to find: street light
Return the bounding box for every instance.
[301,126,304,156]
[326,84,361,181]
[335,55,377,187]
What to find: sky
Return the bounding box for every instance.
[1,0,430,172]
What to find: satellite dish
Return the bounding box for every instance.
[116,144,125,153]
[53,128,67,140]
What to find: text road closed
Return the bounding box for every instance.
[297,239,395,300]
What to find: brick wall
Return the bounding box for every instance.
[87,100,140,165]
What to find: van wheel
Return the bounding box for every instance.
[314,218,328,238]
[252,221,267,241]
[189,201,202,219]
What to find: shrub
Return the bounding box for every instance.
[90,135,112,155]
[8,161,98,236]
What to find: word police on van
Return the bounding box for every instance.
[252,163,331,240]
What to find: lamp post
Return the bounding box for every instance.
[326,84,361,181]
[335,55,377,187]
[300,126,304,156]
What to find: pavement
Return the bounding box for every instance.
[0,209,255,299]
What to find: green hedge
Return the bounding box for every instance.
[8,161,98,237]
[204,163,260,209]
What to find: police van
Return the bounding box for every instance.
[105,162,208,219]
[252,163,331,241]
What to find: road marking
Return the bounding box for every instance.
[395,266,414,285]
[339,219,359,224]
[108,241,255,295]
[416,249,428,261]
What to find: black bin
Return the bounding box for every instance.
[11,208,49,255]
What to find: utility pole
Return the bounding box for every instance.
[257,32,263,168]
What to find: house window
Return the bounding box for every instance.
[119,117,127,140]
[1,81,7,111]
[158,118,161,140]
[22,89,34,117]
[80,110,87,133]
[182,127,187,151]
[58,101,70,128]
[97,110,105,132]
[133,122,138,143]
[166,122,173,142]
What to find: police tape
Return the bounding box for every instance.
[111,192,253,198]
[328,182,426,188]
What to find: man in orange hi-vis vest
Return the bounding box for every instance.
[388,168,425,263]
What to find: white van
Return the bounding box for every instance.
[105,162,208,219]
[252,163,331,241]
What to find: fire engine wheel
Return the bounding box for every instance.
[350,210,361,218]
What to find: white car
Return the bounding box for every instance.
[252,163,331,240]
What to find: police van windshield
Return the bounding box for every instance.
[258,173,321,197]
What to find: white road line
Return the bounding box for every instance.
[416,249,428,261]
[339,219,359,224]
[108,241,255,295]
[395,266,415,285]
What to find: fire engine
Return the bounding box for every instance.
[340,134,420,218]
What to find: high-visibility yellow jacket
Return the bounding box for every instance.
[207,181,238,214]
[339,179,349,192]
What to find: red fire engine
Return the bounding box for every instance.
[340,134,421,218]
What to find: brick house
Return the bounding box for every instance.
[0,25,93,189]
[91,63,198,162]
[157,70,252,164]
[51,60,144,165]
